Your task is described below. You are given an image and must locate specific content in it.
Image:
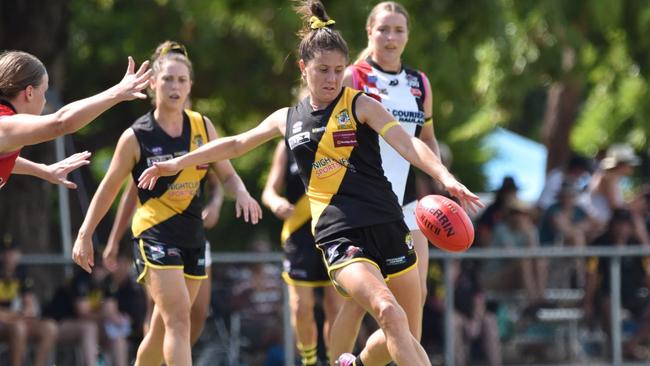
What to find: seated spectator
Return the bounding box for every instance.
[109,252,146,346]
[476,176,519,248]
[0,236,58,366]
[539,183,590,246]
[580,144,640,230]
[584,209,650,360]
[44,260,129,366]
[483,198,547,303]
[454,260,502,366]
[537,154,592,211]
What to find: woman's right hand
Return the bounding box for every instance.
[112,56,152,101]
[439,173,484,213]
[72,235,94,273]
[138,159,181,190]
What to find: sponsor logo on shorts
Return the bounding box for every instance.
[405,233,414,250]
[288,132,310,150]
[345,246,362,258]
[150,245,165,261]
[198,259,205,266]
[386,256,407,266]
[167,248,181,257]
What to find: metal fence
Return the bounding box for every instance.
[22,245,650,366]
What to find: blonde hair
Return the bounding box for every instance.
[0,51,46,99]
[355,1,410,64]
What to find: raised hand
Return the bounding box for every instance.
[113,56,152,101]
[44,151,91,189]
[137,159,181,190]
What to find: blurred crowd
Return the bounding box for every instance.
[1,142,650,365]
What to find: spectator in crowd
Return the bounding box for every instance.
[109,251,147,345]
[484,198,546,303]
[580,144,640,229]
[453,260,502,366]
[584,208,650,360]
[539,183,590,247]
[231,242,285,366]
[537,154,592,211]
[629,187,650,245]
[476,176,519,248]
[45,261,129,366]
[0,236,58,366]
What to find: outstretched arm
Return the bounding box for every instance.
[356,94,482,212]
[0,57,151,152]
[73,129,139,273]
[138,108,286,190]
[12,151,91,188]
[204,117,262,224]
[261,141,294,220]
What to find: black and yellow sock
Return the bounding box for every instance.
[298,343,318,366]
[353,354,365,366]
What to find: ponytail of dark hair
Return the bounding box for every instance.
[294,0,349,63]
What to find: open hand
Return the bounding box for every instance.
[45,151,91,189]
[114,56,152,101]
[235,190,263,224]
[72,236,94,273]
[137,160,181,190]
[440,174,484,214]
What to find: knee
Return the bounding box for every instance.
[10,319,27,341]
[42,319,59,341]
[374,296,407,333]
[162,303,192,333]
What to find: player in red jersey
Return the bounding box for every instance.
[0,50,151,189]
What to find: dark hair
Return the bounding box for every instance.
[0,51,47,99]
[295,0,349,63]
[355,1,410,63]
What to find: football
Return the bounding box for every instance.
[415,195,474,252]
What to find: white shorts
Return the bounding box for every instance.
[205,240,212,267]
[403,200,420,232]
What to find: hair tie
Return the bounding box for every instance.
[310,16,335,30]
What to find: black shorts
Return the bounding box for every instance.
[283,224,331,287]
[317,220,417,296]
[133,238,207,283]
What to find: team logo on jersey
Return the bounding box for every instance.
[146,154,174,167]
[292,121,303,134]
[193,135,204,147]
[336,109,353,130]
[151,146,163,155]
[288,132,310,150]
[367,75,378,84]
[406,74,420,88]
[389,79,399,86]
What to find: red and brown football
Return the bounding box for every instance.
[415,195,474,252]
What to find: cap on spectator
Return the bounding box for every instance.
[600,144,640,170]
[497,176,518,193]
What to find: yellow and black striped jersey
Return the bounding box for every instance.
[130,109,209,248]
[285,87,403,242]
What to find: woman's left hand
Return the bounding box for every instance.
[234,190,263,224]
[45,151,92,189]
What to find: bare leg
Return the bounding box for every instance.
[58,319,99,366]
[321,285,344,349]
[328,298,366,365]
[481,313,502,366]
[190,268,211,345]
[334,262,430,366]
[135,268,201,366]
[25,318,58,366]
